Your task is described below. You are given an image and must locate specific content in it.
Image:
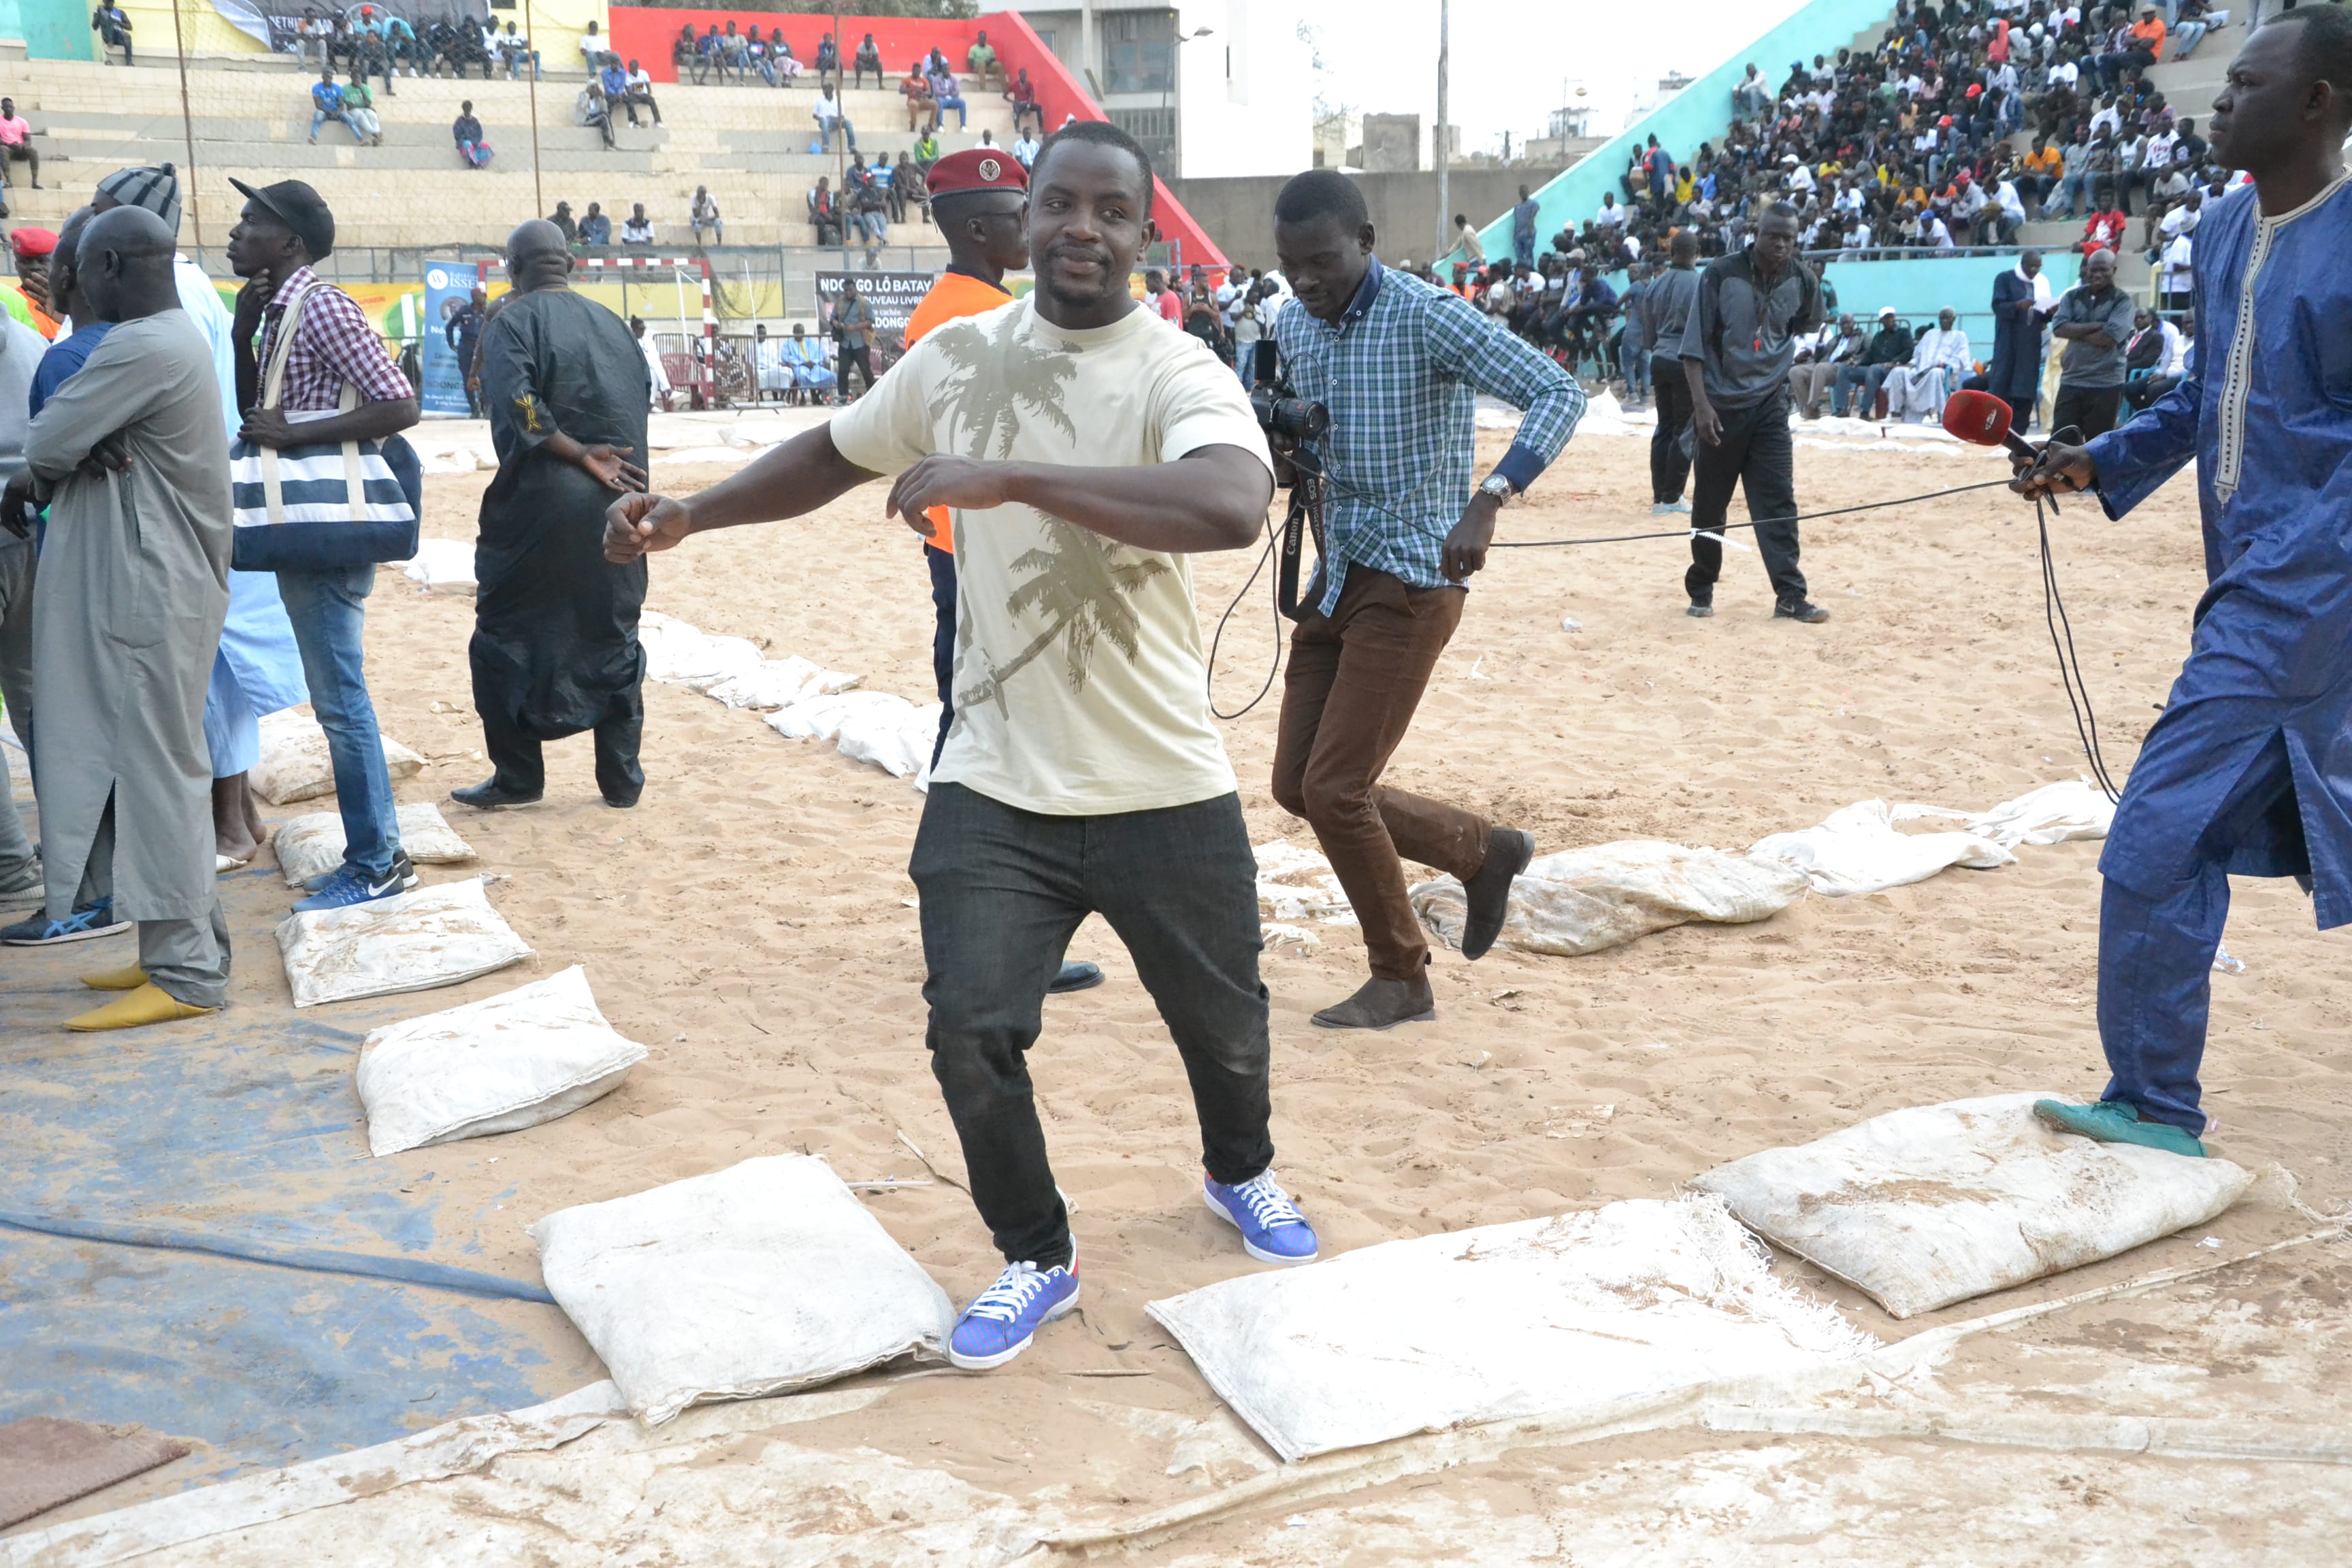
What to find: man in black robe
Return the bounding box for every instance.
[453,219,650,811]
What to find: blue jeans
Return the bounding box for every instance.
[911,781,1272,1268]
[1620,342,1650,399]
[1833,362,1889,417]
[310,109,358,140]
[935,91,966,128]
[276,564,402,880]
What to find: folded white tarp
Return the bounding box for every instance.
[252,711,426,806]
[277,800,476,887]
[276,878,533,1009]
[1691,1093,2255,1319]
[357,965,647,1156]
[531,1154,953,1425]
[699,655,863,711]
[1965,778,2117,847]
[401,537,478,596]
[836,700,942,780]
[1254,839,1357,927]
[1147,1196,1872,1463]
[764,689,909,744]
[1413,840,1809,958]
[637,610,766,686]
[1749,798,2015,897]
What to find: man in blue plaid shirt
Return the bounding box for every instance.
[1269,171,1585,1031]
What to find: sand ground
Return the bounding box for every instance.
[14,416,2352,1561]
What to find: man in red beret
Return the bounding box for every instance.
[898,148,1098,996]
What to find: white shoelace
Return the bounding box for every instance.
[1228,1171,1305,1230]
[964,1260,1059,1323]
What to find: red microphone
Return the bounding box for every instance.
[1942,388,2038,463]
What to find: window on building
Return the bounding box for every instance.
[1102,11,1174,95]
[1108,105,1175,169]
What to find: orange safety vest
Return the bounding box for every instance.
[900,270,1014,555]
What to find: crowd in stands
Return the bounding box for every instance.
[1435,0,2241,418]
[286,6,540,82]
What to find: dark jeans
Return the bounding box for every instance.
[926,541,955,768]
[479,701,643,804]
[1272,566,1492,981]
[1650,369,1693,504]
[2052,382,2123,440]
[911,782,1273,1269]
[1686,387,1805,607]
[837,343,874,398]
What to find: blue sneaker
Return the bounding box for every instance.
[2,898,132,946]
[291,866,408,915]
[1205,1171,1320,1266]
[947,1255,1080,1371]
[2034,1098,2208,1158]
[301,852,418,896]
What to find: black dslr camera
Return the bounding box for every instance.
[1250,383,1329,443]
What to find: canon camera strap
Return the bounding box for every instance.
[1275,458,1326,623]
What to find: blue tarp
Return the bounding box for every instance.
[0,849,598,1499]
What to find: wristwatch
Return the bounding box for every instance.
[1477,473,1514,501]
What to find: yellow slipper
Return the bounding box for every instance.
[65,982,217,1032]
[80,965,150,991]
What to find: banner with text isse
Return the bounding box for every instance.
[419,262,478,419]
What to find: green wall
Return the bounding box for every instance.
[20,0,99,60]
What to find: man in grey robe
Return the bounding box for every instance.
[3,206,234,1030]
[0,303,47,908]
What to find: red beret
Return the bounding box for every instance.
[8,227,55,257]
[927,148,1026,199]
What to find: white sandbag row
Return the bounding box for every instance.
[253,710,426,806]
[1148,1195,1873,1463]
[276,877,532,1008]
[1413,840,1808,958]
[400,537,478,597]
[640,608,936,783]
[276,801,477,887]
[531,1154,953,1425]
[357,966,647,1156]
[1391,777,2118,959]
[1692,1093,2253,1319]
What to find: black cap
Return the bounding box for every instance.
[229,176,335,261]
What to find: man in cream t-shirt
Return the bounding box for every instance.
[604,122,1318,1371]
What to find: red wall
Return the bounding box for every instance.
[604,7,1226,265]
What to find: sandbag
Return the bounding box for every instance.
[1254,839,1356,926]
[277,801,476,887]
[1690,1093,2255,1319]
[1413,840,1808,958]
[1147,1196,1872,1463]
[637,610,765,686]
[1748,798,2014,896]
[1967,778,2116,847]
[276,877,533,1009]
[529,1154,953,1425]
[764,690,909,744]
[357,965,647,1156]
[401,537,478,596]
[700,655,862,711]
[836,700,942,779]
[252,710,425,806]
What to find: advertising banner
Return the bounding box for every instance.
[419,261,479,419]
[814,270,934,374]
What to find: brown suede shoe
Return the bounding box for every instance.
[1311,976,1436,1030]
[1460,828,1536,961]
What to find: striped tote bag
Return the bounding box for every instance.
[229,279,421,572]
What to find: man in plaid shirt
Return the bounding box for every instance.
[1269,170,1584,1031]
[226,178,421,913]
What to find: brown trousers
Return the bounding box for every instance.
[1272,566,1492,981]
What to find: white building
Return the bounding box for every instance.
[982,0,1312,179]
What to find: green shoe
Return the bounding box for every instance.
[2033,1098,2207,1158]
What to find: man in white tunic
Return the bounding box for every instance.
[6,207,234,1030]
[1885,306,1974,421]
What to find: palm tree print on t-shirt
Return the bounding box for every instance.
[927,310,1171,717]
